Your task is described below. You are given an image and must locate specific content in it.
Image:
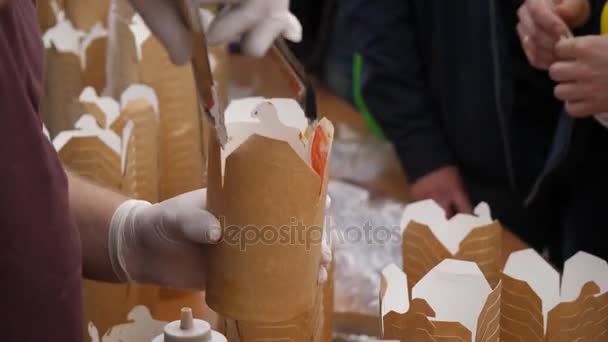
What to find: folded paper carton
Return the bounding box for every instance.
[113,85,160,203]
[221,217,335,342]
[81,24,108,94]
[131,15,205,200]
[42,20,109,137]
[53,114,122,189]
[41,20,86,137]
[381,260,502,342]
[64,0,110,31]
[54,86,215,340]
[501,248,608,341]
[205,98,334,325]
[37,0,61,31]
[401,200,502,290]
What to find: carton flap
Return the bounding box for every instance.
[120,120,134,175]
[222,100,309,174]
[400,200,493,254]
[79,87,120,126]
[561,251,608,302]
[43,19,84,55]
[53,114,121,155]
[225,97,308,132]
[412,259,492,340]
[380,264,410,318]
[121,84,159,116]
[503,249,560,331]
[81,22,107,68]
[130,14,151,61]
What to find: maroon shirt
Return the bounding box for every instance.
[0,0,83,340]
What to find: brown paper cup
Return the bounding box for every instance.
[37,0,57,32]
[64,0,110,31]
[83,36,108,95]
[402,221,503,292]
[221,256,334,341]
[57,136,122,189]
[139,37,205,200]
[114,99,159,203]
[205,133,327,322]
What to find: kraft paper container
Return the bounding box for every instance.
[401,200,502,290]
[222,279,330,342]
[105,1,138,98]
[41,20,87,137]
[501,249,608,341]
[205,98,334,323]
[380,261,501,342]
[138,34,205,200]
[79,86,120,128]
[113,86,160,203]
[53,114,122,189]
[37,0,58,31]
[82,25,108,95]
[221,243,335,341]
[64,0,110,31]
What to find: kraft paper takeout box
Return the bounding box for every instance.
[81,24,108,95]
[222,258,334,342]
[501,248,608,341]
[205,98,334,323]
[113,85,160,203]
[400,200,502,290]
[64,0,110,31]
[53,114,122,188]
[381,260,502,342]
[129,15,205,200]
[37,0,62,31]
[42,20,109,137]
[54,87,214,340]
[42,19,86,137]
[221,219,335,342]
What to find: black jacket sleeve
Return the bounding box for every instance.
[339,0,454,183]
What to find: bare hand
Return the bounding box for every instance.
[550,35,608,117]
[517,0,590,70]
[410,166,473,218]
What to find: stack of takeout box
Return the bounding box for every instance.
[381,199,608,341]
[39,0,213,339]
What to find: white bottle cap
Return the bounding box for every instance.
[152,308,227,342]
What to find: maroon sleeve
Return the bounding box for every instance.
[0,1,83,341]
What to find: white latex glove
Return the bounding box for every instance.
[129,0,302,64]
[109,189,331,288]
[108,189,221,288]
[202,0,302,57]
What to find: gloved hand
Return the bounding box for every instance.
[129,0,302,65]
[202,0,302,57]
[109,189,331,289]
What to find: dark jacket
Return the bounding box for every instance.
[340,0,605,202]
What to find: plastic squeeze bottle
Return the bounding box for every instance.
[152,308,226,342]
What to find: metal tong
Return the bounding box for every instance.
[177,0,228,145]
